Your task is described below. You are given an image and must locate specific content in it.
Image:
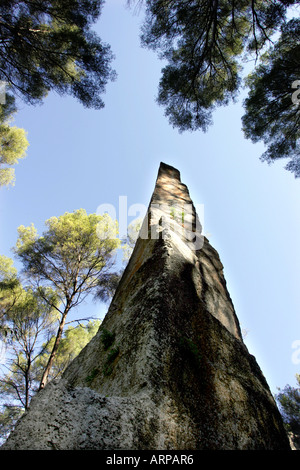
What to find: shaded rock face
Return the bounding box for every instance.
[2,162,290,450]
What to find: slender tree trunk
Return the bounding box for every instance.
[39,305,70,390]
[25,362,30,410]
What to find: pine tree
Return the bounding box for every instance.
[14,209,120,389]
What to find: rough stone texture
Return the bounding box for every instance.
[2,162,291,450]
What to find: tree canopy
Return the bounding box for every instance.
[0,255,20,334]
[0,0,116,187]
[0,254,59,439]
[0,287,58,407]
[0,94,28,186]
[1,1,299,181]
[14,209,120,389]
[138,0,292,130]
[242,17,300,177]
[276,374,300,435]
[0,317,99,442]
[0,0,116,109]
[36,320,101,383]
[0,206,121,438]
[129,0,300,176]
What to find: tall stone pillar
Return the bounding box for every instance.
[1,162,290,450]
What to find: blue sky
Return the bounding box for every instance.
[1,1,300,396]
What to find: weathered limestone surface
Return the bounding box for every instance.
[2,162,291,450]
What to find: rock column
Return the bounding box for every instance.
[2,162,291,450]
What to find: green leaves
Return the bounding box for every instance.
[0,255,21,336]
[140,0,274,132]
[0,206,121,430]
[276,374,300,434]
[242,18,300,177]
[0,0,116,108]
[0,255,17,282]
[38,320,101,380]
[0,315,101,440]
[137,1,291,130]
[14,209,121,306]
[11,209,121,390]
[0,1,115,188]
[0,94,29,187]
[132,1,299,175]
